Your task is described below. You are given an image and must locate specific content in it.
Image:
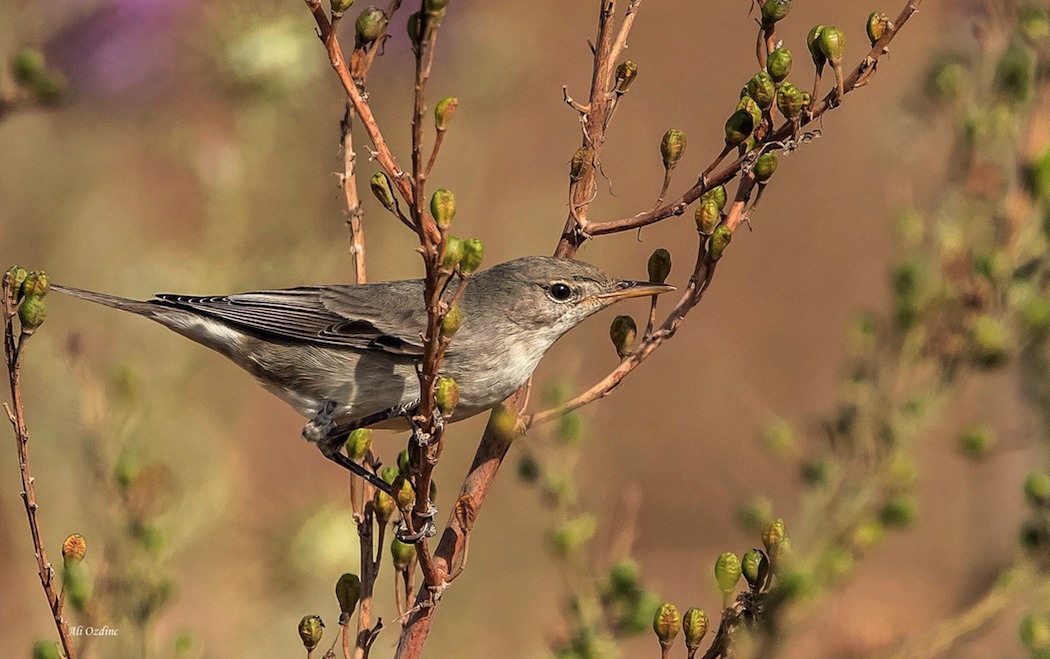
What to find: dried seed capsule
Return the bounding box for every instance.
[609,315,637,359]
[766,47,793,82]
[660,129,687,170]
[615,59,638,93]
[298,615,324,651]
[754,152,779,182]
[335,573,361,614]
[747,71,776,110]
[647,248,672,284]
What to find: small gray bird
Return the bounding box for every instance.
[54,256,672,486]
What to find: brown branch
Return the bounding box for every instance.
[2,282,78,659]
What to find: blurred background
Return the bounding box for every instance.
[3,0,1047,657]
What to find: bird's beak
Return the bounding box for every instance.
[596,280,676,302]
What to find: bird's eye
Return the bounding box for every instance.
[549,282,573,301]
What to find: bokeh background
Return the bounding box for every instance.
[2,0,1039,657]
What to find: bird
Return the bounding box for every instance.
[53,256,674,487]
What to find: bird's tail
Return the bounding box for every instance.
[51,284,158,318]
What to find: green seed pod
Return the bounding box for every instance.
[435,375,460,415]
[695,199,721,236]
[682,607,709,650]
[434,96,458,131]
[441,304,463,338]
[1020,613,1050,650]
[424,0,448,13]
[701,185,728,212]
[737,95,762,129]
[747,71,776,110]
[800,90,812,108]
[879,495,917,527]
[766,47,793,82]
[11,49,46,86]
[570,147,589,180]
[298,615,324,651]
[407,11,425,50]
[430,188,457,229]
[335,573,361,615]
[714,552,742,594]
[330,0,354,16]
[724,109,755,146]
[867,11,890,46]
[442,236,464,270]
[741,548,770,589]
[807,25,827,70]
[370,171,396,210]
[968,315,1010,369]
[995,40,1036,104]
[647,248,672,284]
[709,225,733,260]
[1020,6,1050,44]
[609,315,637,359]
[4,266,28,300]
[62,533,87,565]
[62,561,92,612]
[818,26,846,65]
[776,81,805,119]
[344,428,373,461]
[460,238,484,274]
[754,151,779,182]
[760,0,792,25]
[957,423,996,460]
[355,7,386,47]
[762,517,787,558]
[374,489,396,523]
[18,295,47,332]
[615,59,638,93]
[391,537,415,569]
[1024,471,1050,506]
[397,448,412,475]
[31,641,61,659]
[660,128,687,170]
[607,559,641,598]
[393,475,415,509]
[21,271,49,297]
[652,602,681,646]
[380,465,399,485]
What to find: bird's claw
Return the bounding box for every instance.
[396,502,439,544]
[302,400,339,443]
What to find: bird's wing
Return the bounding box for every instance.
[153,281,428,356]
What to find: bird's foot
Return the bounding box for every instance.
[407,406,444,447]
[396,501,439,544]
[302,400,339,444]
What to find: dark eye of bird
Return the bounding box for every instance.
[549,282,573,301]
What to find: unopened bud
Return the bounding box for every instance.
[407,11,423,50]
[21,271,49,297]
[754,151,779,182]
[430,188,456,229]
[818,26,846,65]
[435,375,459,415]
[391,537,414,569]
[460,238,484,274]
[392,475,414,509]
[682,607,709,649]
[807,24,827,71]
[1025,471,1050,506]
[741,548,769,589]
[490,403,521,441]
[958,423,996,460]
[879,495,917,527]
[762,517,787,559]
[424,0,448,14]
[767,47,793,82]
[968,315,1009,368]
[701,185,728,212]
[5,266,28,300]
[345,428,373,461]
[11,50,64,103]
[747,71,776,110]
[800,90,812,109]
[355,7,386,47]
[370,172,396,210]
[709,225,732,260]
[441,304,462,338]
[652,602,681,646]
[335,573,361,614]
[695,199,721,236]
[442,235,465,270]
[380,465,399,484]
[609,315,637,359]
[1020,613,1050,650]
[736,95,762,129]
[62,533,87,565]
[397,448,412,475]
[435,96,458,131]
[867,11,890,46]
[615,59,638,93]
[298,615,324,651]
[776,81,805,119]
[19,295,47,332]
[31,641,61,659]
[330,0,354,16]
[374,489,396,523]
[660,128,687,170]
[63,561,92,612]
[715,552,742,594]
[761,0,792,25]
[724,109,755,146]
[647,248,672,284]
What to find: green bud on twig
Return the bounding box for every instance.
[724,109,755,147]
[21,271,49,297]
[62,533,87,565]
[967,315,1010,369]
[609,315,637,359]
[335,573,361,615]
[11,49,64,104]
[374,489,396,523]
[701,185,728,212]
[355,7,386,47]
[615,59,638,93]
[1024,471,1050,507]
[762,517,787,560]
[818,26,847,97]
[380,465,399,485]
[441,304,462,338]
[709,225,732,260]
[741,548,769,589]
[767,47,792,82]
[695,200,721,236]
[867,11,890,46]
[683,607,709,650]
[370,172,396,210]
[63,561,92,612]
[407,12,423,49]
[435,375,460,415]
[1020,613,1050,650]
[392,475,414,509]
[397,448,411,475]
[298,615,324,651]
[460,238,484,274]
[19,295,47,332]
[747,71,776,110]
[660,129,687,170]
[736,96,762,130]
[807,25,827,71]
[957,423,996,460]
[391,537,414,569]
[776,81,805,119]
[330,0,354,17]
[442,236,464,270]
[345,428,373,461]
[435,96,458,131]
[5,266,28,301]
[424,0,448,14]
[31,641,61,659]
[715,552,742,594]
[647,248,672,284]
[653,602,681,647]
[430,188,456,229]
[879,495,917,527]
[754,152,779,182]
[761,0,792,25]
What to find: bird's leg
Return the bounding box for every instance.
[301,399,340,443]
[396,501,438,544]
[405,405,444,447]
